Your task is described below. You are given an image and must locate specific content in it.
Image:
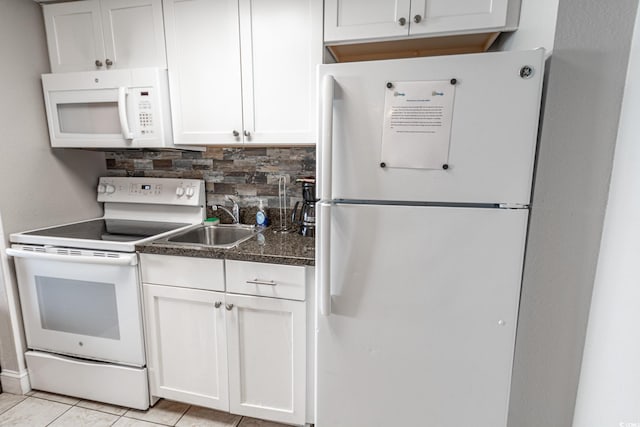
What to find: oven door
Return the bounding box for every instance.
[7,245,145,367]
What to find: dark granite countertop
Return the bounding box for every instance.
[136,227,315,266]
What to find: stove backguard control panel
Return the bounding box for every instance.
[97,177,204,206]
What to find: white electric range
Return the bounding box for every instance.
[6,177,206,410]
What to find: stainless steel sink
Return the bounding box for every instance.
[165,224,257,248]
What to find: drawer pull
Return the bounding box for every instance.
[246,279,277,286]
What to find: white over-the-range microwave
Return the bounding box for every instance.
[42,68,201,150]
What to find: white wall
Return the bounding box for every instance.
[0,0,106,393]
[507,0,640,426]
[494,0,560,54]
[572,3,640,425]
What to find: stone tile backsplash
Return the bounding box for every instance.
[105,147,316,223]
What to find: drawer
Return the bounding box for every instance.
[139,254,224,291]
[225,260,306,301]
[26,351,149,410]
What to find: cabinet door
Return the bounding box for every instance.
[408,0,511,36]
[100,0,167,69]
[239,0,322,145]
[324,0,411,42]
[143,284,229,411]
[226,294,306,425]
[164,0,243,145]
[43,0,106,72]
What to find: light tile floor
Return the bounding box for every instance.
[0,391,294,427]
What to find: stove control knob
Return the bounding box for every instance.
[97,184,106,194]
[105,184,116,194]
[185,187,195,198]
[176,187,185,197]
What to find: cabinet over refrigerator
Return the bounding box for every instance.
[315,49,545,427]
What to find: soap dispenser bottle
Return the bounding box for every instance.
[256,199,269,227]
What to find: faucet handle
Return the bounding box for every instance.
[223,195,241,224]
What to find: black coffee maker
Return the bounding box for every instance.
[291,178,317,237]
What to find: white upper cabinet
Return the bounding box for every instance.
[43,1,104,72]
[163,0,243,145]
[43,0,167,73]
[239,0,321,145]
[324,0,520,42]
[164,0,322,145]
[100,0,167,69]
[324,0,411,41]
[408,0,512,36]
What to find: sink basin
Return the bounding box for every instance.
[165,224,257,248]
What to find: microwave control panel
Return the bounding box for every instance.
[133,89,155,136]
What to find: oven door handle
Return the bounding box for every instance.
[6,248,138,266]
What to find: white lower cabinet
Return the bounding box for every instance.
[226,293,306,425]
[143,285,229,410]
[141,254,308,426]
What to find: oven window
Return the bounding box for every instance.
[57,102,121,134]
[35,276,120,340]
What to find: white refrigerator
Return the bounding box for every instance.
[315,49,545,427]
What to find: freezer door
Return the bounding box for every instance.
[316,204,528,427]
[318,50,544,205]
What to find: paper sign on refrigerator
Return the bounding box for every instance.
[381,80,456,170]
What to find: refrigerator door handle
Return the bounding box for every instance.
[320,75,335,201]
[319,202,331,316]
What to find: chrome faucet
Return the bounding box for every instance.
[213,195,240,224]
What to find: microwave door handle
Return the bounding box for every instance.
[118,87,134,140]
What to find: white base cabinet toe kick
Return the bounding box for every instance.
[140,254,313,426]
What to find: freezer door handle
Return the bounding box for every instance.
[319,202,332,316]
[319,75,335,201]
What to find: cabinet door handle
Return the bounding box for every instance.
[105,58,113,67]
[225,304,234,311]
[232,130,240,137]
[414,14,422,23]
[398,17,407,26]
[243,130,251,138]
[246,279,277,286]
[95,59,103,67]
[214,301,222,308]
